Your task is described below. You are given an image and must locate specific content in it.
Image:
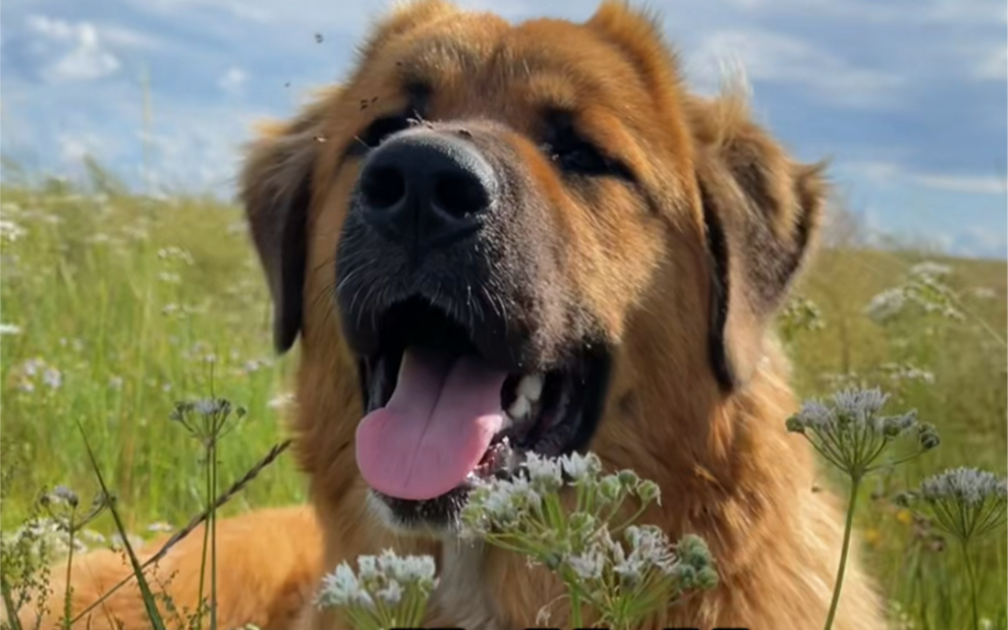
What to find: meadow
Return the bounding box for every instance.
[0,169,1005,630]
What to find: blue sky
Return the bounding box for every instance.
[2,0,1006,259]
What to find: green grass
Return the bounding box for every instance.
[0,181,305,533]
[1,178,1005,629]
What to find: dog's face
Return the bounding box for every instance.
[241,0,825,535]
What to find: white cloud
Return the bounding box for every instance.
[718,0,1006,26]
[689,29,903,108]
[949,225,1008,259]
[218,67,248,95]
[912,173,1007,195]
[25,15,77,40]
[26,15,122,82]
[847,160,1008,196]
[975,44,1007,81]
[139,0,272,22]
[916,0,1007,26]
[58,132,108,164]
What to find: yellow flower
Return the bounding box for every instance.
[863,528,882,546]
[895,509,913,525]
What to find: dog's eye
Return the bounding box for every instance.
[551,138,609,175]
[351,115,411,154]
[542,122,632,180]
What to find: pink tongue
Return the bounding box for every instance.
[355,347,508,500]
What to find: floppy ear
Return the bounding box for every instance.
[239,91,334,354]
[687,91,828,392]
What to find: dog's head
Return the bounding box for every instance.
[240,0,825,534]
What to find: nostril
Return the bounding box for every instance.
[433,173,490,219]
[360,166,406,210]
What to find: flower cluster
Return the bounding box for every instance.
[778,296,826,341]
[37,485,109,537]
[314,550,438,630]
[169,397,246,446]
[786,388,938,479]
[897,466,1008,630]
[876,362,935,385]
[917,467,1007,542]
[560,526,716,627]
[461,452,659,548]
[11,357,64,394]
[461,452,715,629]
[864,262,964,324]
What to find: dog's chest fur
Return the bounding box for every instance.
[429,541,507,630]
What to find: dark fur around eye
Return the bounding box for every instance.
[541,115,633,181]
[348,115,412,156]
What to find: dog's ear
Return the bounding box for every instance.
[687,90,828,391]
[239,90,334,354]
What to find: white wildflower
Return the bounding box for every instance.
[524,452,563,494]
[50,485,79,507]
[779,296,826,340]
[157,246,194,265]
[559,451,603,482]
[42,367,63,390]
[909,261,952,279]
[79,529,107,545]
[623,525,676,574]
[920,467,1006,509]
[316,562,369,608]
[865,288,907,323]
[917,467,1007,630]
[565,545,607,581]
[786,388,936,478]
[193,398,228,416]
[832,388,889,432]
[147,521,173,533]
[376,579,403,605]
[0,323,22,336]
[866,267,964,325]
[268,392,296,409]
[879,362,935,385]
[315,551,438,627]
[534,607,552,626]
[0,219,26,242]
[377,549,436,585]
[22,357,44,377]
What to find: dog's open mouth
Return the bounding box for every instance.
[351,297,610,525]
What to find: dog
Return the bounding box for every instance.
[3,1,887,628]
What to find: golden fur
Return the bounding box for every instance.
[3,2,887,629]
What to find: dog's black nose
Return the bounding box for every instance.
[357,131,495,253]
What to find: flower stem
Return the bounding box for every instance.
[960,538,979,630]
[196,450,211,630]
[62,520,77,629]
[823,475,861,630]
[570,589,583,628]
[210,440,218,630]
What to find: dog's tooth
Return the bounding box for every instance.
[517,374,543,402]
[507,395,530,420]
